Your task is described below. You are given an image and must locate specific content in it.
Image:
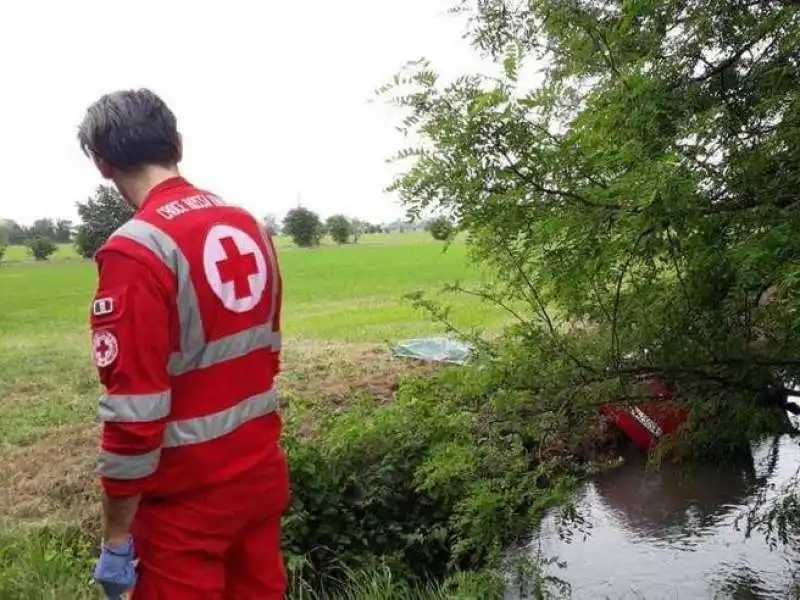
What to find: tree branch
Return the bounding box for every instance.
[500,243,596,373]
[497,147,624,211]
[610,227,655,374]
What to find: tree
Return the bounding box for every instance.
[263,214,280,236]
[54,219,73,243]
[29,218,56,240]
[385,0,800,459]
[326,215,353,245]
[27,237,57,261]
[425,217,455,241]
[350,219,371,242]
[0,219,26,245]
[363,223,384,235]
[74,186,135,259]
[283,207,323,247]
[0,226,7,266]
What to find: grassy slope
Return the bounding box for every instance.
[0,233,507,599]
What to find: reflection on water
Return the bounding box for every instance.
[525,435,800,599]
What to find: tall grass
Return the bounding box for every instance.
[0,524,498,600]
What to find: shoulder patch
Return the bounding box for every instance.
[92,297,115,317]
[90,288,127,325]
[92,330,119,368]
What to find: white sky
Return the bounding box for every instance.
[0,0,494,226]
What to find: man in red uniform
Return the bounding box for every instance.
[78,88,289,599]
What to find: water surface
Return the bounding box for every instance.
[522,435,800,599]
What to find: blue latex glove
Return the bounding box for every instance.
[94,536,137,599]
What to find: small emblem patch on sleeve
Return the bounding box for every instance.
[93,330,119,368]
[92,297,115,317]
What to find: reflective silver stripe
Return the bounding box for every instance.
[170,326,282,375]
[630,406,663,438]
[163,389,279,448]
[98,390,172,423]
[260,230,281,328]
[112,219,205,374]
[97,448,161,479]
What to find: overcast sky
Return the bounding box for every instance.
[0,0,494,226]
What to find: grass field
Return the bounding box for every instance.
[0,232,508,598]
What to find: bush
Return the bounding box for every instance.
[0,245,6,265]
[284,208,324,248]
[27,238,57,261]
[326,215,353,245]
[282,355,582,597]
[426,218,455,242]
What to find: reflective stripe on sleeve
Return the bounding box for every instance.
[97,448,161,480]
[169,326,282,375]
[260,230,281,329]
[112,219,205,373]
[97,390,171,423]
[163,389,279,448]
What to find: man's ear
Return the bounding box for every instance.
[92,154,114,180]
[175,133,183,163]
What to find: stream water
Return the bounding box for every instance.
[514,433,800,599]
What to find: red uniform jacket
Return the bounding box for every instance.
[89,177,283,498]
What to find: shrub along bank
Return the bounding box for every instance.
[281,345,620,598]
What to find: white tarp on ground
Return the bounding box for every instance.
[392,336,474,365]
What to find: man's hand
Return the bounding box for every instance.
[94,536,137,599]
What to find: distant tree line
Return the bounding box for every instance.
[0,217,73,263]
[278,207,392,248]
[0,218,73,245]
[0,185,133,264]
[1,185,438,265]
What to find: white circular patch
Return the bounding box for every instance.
[203,225,268,313]
[93,330,119,368]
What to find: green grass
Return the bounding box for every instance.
[0,233,502,340]
[0,233,432,264]
[0,524,496,599]
[0,234,506,444]
[2,243,80,263]
[0,233,508,599]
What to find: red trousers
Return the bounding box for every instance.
[130,450,289,599]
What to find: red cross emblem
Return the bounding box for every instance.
[215,236,260,300]
[92,330,118,368]
[203,226,268,314]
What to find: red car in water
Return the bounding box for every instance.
[600,376,690,452]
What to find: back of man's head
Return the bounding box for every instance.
[78,89,181,172]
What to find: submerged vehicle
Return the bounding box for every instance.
[599,376,689,452]
[600,371,800,452]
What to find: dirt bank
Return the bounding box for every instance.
[0,341,441,529]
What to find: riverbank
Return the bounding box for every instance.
[0,343,621,598]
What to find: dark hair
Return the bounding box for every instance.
[78,88,180,170]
